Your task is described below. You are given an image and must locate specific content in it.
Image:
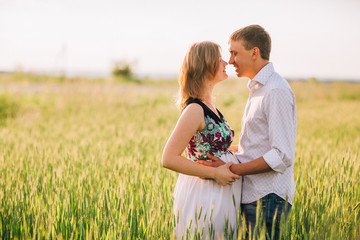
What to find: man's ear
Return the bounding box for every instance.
[252,47,260,59]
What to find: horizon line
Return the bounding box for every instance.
[1,70,360,82]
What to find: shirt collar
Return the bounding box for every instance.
[247,62,274,94]
[253,62,274,85]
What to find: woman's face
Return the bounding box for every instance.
[214,56,228,82]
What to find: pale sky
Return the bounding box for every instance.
[1,0,360,80]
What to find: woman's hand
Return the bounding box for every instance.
[197,153,240,185]
[213,162,240,186]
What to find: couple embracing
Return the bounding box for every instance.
[162,25,297,240]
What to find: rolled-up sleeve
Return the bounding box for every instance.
[263,88,297,173]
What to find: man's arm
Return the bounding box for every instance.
[229,156,272,175]
[262,88,297,173]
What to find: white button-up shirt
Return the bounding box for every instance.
[236,63,297,205]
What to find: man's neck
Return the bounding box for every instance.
[249,60,269,80]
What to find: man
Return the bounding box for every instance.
[199,25,297,239]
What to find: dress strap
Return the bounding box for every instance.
[184,98,223,124]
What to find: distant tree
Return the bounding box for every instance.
[112,60,136,81]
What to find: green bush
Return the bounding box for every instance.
[112,61,141,83]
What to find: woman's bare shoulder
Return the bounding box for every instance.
[181,102,204,117]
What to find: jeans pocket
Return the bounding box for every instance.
[249,199,268,211]
[274,196,285,204]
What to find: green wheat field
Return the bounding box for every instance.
[0,75,359,239]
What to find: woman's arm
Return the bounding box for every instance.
[161,104,239,186]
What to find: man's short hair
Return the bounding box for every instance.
[229,25,271,60]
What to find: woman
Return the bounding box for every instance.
[162,41,242,239]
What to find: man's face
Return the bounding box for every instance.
[228,40,253,78]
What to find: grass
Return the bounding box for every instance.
[0,76,359,239]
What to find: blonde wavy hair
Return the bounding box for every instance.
[177,41,221,110]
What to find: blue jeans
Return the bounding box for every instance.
[241,193,291,240]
